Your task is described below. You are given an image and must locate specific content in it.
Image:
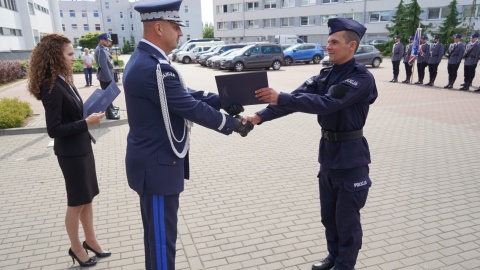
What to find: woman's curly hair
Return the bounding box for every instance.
[27,33,74,100]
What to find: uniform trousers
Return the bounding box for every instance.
[100,80,117,113]
[319,165,370,270]
[428,63,440,82]
[140,194,179,270]
[392,60,400,78]
[447,63,461,84]
[403,62,412,79]
[464,65,477,85]
[416,62,428,82]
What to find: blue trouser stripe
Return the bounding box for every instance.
[153,195,168,270]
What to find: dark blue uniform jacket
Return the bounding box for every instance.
[257,58,378,169]
[123,41,235,195]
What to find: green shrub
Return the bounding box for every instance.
[0,97,33,129]
[0,60,27,84]
[114,59,124,67]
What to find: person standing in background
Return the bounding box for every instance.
[444,34,465,89]
[425,35,444,86]
[82,48,94,87]
[414,36,430,85]
[402,36,414,83]
[460,33,480,91]
[390,35,403,83]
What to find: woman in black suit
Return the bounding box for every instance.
[27,34,111,267]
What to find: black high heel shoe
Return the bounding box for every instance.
[68,248,97,267]
[83,241,112,257]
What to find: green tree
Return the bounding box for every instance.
[385,0,408,55]
[404,0,424,37]
[203,23,214,38]
[439,0,462,45]
[78,32,102,50]
[461,0,478,39]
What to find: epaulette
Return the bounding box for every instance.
[354,63,367,72]
[149,54,170,65]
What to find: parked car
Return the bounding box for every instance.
[369,39,386,46]
[197,44,247,66]
[209,49,240,69]
[176,46,212,64]
[283,43,324,66]
[219,43,285,72]
[281,44,293,51]
[322,45,383,67]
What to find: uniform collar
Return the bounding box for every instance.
[140,39,169,61]
[331,57,355,71]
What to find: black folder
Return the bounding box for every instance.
[83,82,121,118]
[215,71,269,109]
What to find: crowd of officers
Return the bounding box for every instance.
[390,33,480,92]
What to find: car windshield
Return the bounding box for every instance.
[236,45,255,54]
[206,46,217,52]
[220,49,239,56]
[284,44,301,52]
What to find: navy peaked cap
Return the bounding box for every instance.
[97,33,112,41]
[454,34,462,39]
[327,18,366,40]
[422,36,428,40]
[409,36,414,40]
[395,35,401,39]
[434,35,440,39]
[471,33,479,38]
[134,0,186,26]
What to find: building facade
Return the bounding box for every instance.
[58,0,203,49]
[213,0,480,45]
[0,0,62,52]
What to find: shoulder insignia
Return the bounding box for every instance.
[343,78,361,88]
[162,71,176,79]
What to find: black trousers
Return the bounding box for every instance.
[416,62,428,82]
[464,65,477,84]
[392,60,400,78]
[428,63,439,82]
[404,62,412,79]
[100,80,117,114]
[447,63,461,84]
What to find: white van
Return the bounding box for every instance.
[176,46,213,64]
[170,39,225,61]
[274,35,304,45]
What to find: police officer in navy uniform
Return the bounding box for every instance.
[94,33,120,119]
[244,18,377,270]
[415,36,430,84]
[444,34,465,89]
[123,1,253,269]
[390,35,403,83]
[460,33,480,91]
[425,35,444,86]
[402,36,414,83]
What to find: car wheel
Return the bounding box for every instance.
[272,60,281,70]
[234,62,244,72]
[372,58,381,67]
[284,57,293,66]
[313,55,322,64]
[182,57,191,64]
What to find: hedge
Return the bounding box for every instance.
[0,60,27,85]
[0,97,33,129]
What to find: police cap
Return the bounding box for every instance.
[421,36,428,40]
[395,35,401,39]
[471,33,479,38]
[97,33,112,41]
[433,35,440,39]
[409,36,414,41]
[134,0,186,27]
[327,18,366,40]
[454,34,462,39]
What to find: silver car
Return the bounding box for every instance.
[322,45,383,67]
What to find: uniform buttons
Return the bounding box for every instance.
[173,161,176,165]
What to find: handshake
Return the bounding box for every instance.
[226,104,254,137]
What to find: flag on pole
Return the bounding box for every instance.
[408,28,422,66]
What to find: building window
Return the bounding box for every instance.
[323,0,339,3]
[217,22,228,30]
[130,11,133,18]
[1,0,18,11]
[185,20,189,27]
[62,24,65,31]
[282,0,295,7]
[185,5,188,13]
[246,20,259,28]
[121,24,124,30]
[232,21,243,29]
[120,12,123,18]
[95,24,101,31]
[83,24,89,31]
[105,2,109,9]
[231,3,242,12]
[344,12,363,22]
[216,5,227,13]
[72,24,78,30]
[301,0,316,6]
[281,17,294,27]
[427,7,449,20]
[264,18,276,28]
[369,11,390,22]
[264,0,276,9]
[108,29,112,34]
[321,14,337,25]
[463,5,480,17]
[131,24,134,30]
[60,10,63,17]
[107,16,111,22]
[300,16,315,26]
[28,2,35,14]
[246,2,259,11]
[93,10,99,17]
[82,10,87,17]
[69,10,75,17]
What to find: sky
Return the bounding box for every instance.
[201,0,214,24]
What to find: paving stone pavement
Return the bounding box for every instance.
[1,58,480,270]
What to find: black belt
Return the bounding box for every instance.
[321,129,363,141]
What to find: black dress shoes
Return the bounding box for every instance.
[68,248,96,267]
[444,84,453,89]
[312,258,334,270]
[414,81,423,84]
[459,85,469,90]
[425,82,433,86]
[474,88,480,92]
[389,78,397,83]
[83,241,112,258]
[106,111,120,120]
[460,83,465,86]
[401,80,409,83]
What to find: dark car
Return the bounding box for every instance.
[219,43,285,72]
[283,43,324,66]
[197,44,247,66]
[322,45,383,67]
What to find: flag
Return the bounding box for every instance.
[408,28,422,66]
